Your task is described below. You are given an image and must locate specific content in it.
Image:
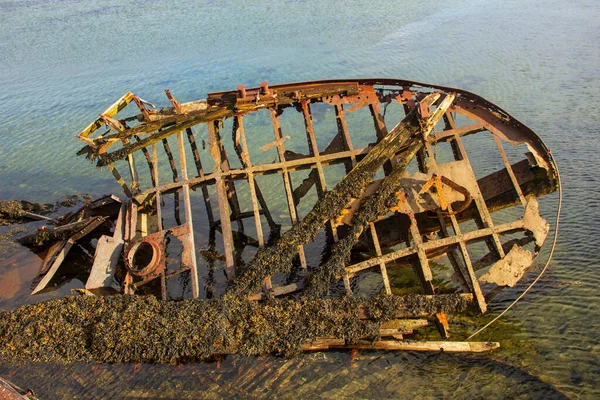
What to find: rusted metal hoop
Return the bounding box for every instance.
[125,236,164,277]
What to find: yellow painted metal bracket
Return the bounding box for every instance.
[76,92,135,143]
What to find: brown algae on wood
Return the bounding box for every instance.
[0,293,486,363]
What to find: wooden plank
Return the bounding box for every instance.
[31,238,75,295]
[302,340,499,353]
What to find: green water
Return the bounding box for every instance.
[1,0,599,398]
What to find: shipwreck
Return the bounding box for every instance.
[3,78,559,362]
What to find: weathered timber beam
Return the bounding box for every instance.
[301,340,499,353]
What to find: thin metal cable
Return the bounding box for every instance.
[467,149,562,340]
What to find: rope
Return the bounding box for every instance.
[466,149,562,340]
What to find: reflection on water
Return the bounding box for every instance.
[1,0,599,397]
[0,352,568,399]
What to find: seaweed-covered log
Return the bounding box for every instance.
[0,293,474,364]
[0,200,53,225]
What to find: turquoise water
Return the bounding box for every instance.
[1,0,599,397]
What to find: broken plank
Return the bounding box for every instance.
[302,340,499,353]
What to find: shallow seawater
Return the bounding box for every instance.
[0,0,599,398]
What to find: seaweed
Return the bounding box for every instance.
[0,293,471,364]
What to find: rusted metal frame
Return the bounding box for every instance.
[493,134,527,207]
[92,83,359,164]
[346,216,529,276]
[249,97,432,300]
[208,121,236,279]
[128,147,168,298]
[403,95,450,300]
[216,123,245,232]
[406,211,449,339]
[94,108,233,166]
[135,136,157,187]
[441,206,486,313]
[334,102,391,294]
[233,115,271,290]
[444,112,506,259]
[290,128,357,204]
[420,119,487,314]
[411,109,470,296]
[88,79,553,175]
[431,123,485,142]
[301,101,351,294]
[436,114,487,309]
[185,127,203,177]
[176,130,200,298]
[407,213,435,293]
[368,222,392,294]
[369,101,396,174]
[185,127,215,227]
[161,137,179,181]
[133,146,374,204]
[334,104,357,173]
[417,100,486,313]
[232,115,264,245]
[231,117,277,232]
[268,106,307,269]
[161,137,182,225]
[441,112,498,258]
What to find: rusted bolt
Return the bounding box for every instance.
[260,81,271,95]
[237,84,247,98]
